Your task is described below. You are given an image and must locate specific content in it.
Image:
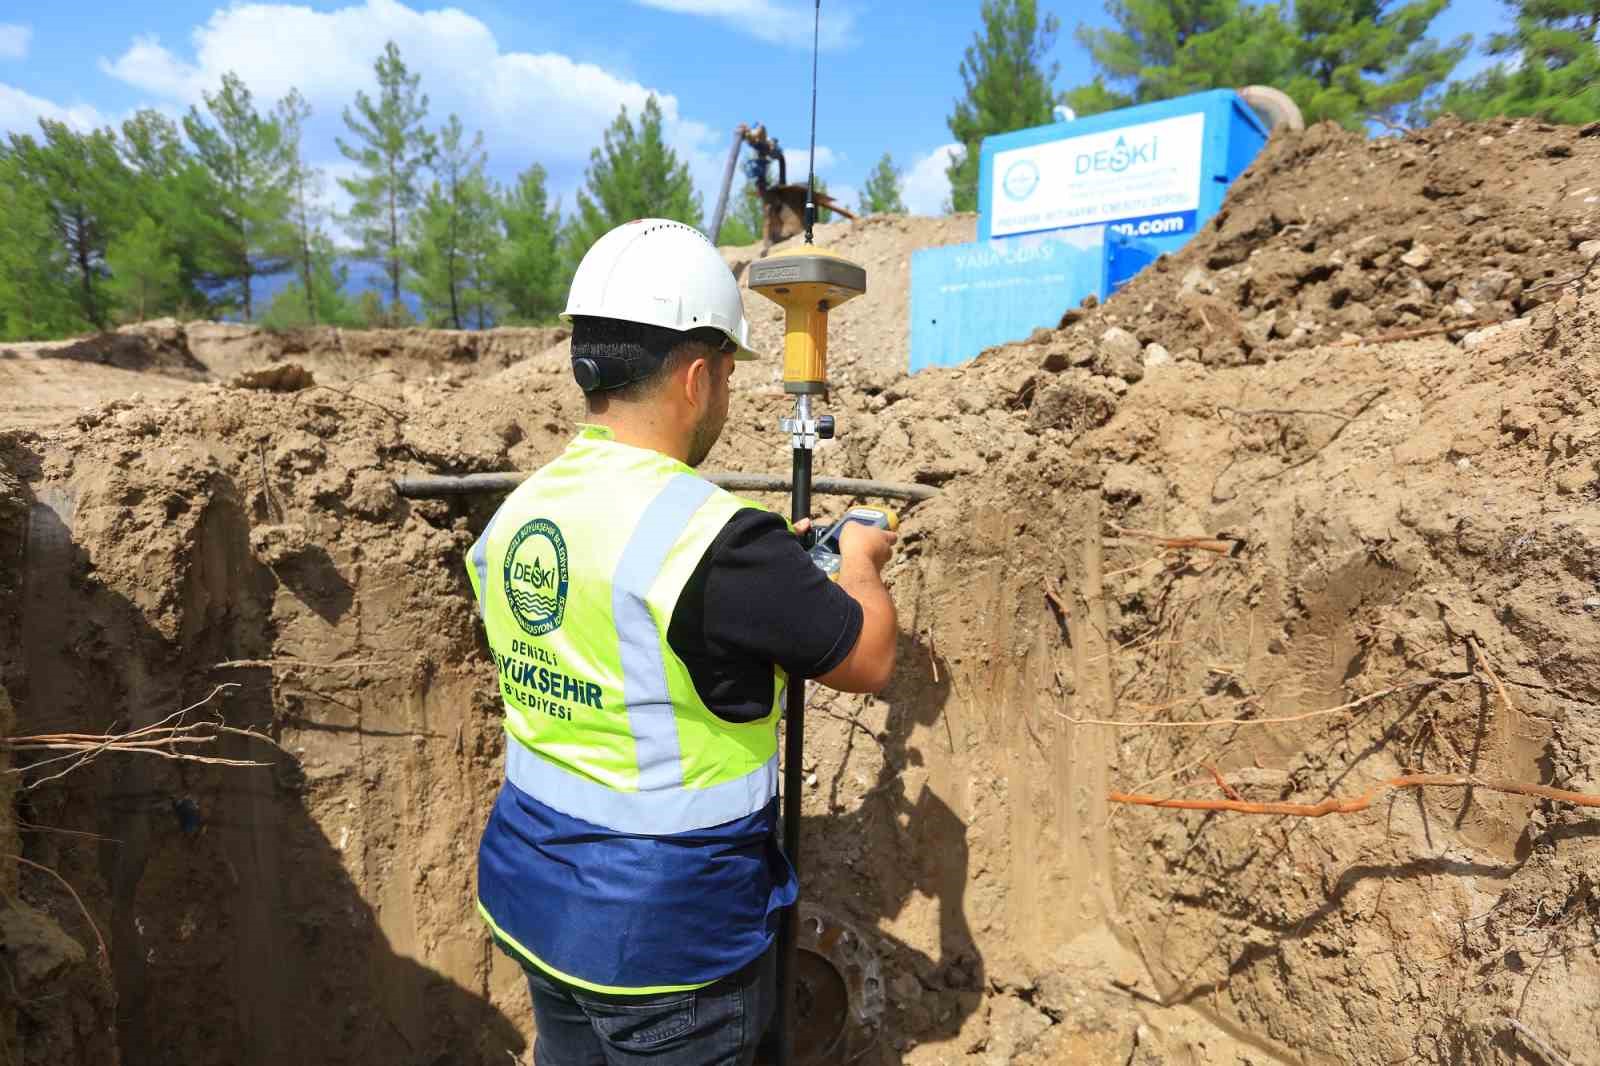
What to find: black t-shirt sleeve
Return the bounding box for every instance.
[668,508,864,722]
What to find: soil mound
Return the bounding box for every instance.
[4,319,206,378]
[1061,116,1600,367]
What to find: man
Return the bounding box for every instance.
[466,218,897,1065]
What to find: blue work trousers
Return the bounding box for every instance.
[522,946,776,1066]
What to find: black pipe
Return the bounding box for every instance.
[393,471,939,503]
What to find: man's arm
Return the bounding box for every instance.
[817,522,898,694]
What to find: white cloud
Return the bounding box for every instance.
[97,0,725,210]
[903,142,961,216]
[633,0,857,49]
[826,182,859,215]
[0,23,30,61]
[783,145,840,181]
[0,83,109,135]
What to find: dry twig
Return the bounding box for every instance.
[1494,1015,1575,1066]
[1109,524,1240,556]
[1057,677,1460,728]
[213,658,390,670]
[291,382,404,421]
[1110,774,1600,817]
[1467,636,1523,726]
[1523,251,1599,296]
[1333,317,1505,346]
[1207,764,1244,802]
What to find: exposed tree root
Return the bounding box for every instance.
[1058,677,1460,728]
[4,854,109,972]
[1110,773,1600,817]
[1495,1015,1575,1066]
[1108,523,1241,556]
[3,684,288,788]
[1332,316,1506,346]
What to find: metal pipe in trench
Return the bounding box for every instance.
[394,471,941,503]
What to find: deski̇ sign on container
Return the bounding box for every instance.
[910,90,1270,374]
[989,112,1206,240]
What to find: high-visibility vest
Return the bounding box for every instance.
[466,424,793,994]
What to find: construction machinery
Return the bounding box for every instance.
[708,124,857,253]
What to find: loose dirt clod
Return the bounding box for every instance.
[2,115,1599,1066]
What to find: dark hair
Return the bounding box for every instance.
[570,316,731,403]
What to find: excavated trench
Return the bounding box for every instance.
[4,117,1600,1066]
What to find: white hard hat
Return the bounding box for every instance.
[561,219,760,361]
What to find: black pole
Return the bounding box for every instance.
[776,443,811,1066]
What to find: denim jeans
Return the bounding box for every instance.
[521,946,776,1066]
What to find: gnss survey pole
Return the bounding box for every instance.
[746,4,864,1062]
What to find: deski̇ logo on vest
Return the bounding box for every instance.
[503,518,569,636]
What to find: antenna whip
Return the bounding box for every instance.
[804,0,820,244]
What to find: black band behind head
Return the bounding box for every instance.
[570,316,676,394]
[572,356,605,392]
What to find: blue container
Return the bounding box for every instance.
[906,90,1267,374]
[909,228,1158,374]
[977,89,1268,258]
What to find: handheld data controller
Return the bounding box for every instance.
[808,507,898,578]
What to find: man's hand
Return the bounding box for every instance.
[838,521,897,573]
[817,520,898,694]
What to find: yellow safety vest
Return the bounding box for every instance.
[468,424,791,993]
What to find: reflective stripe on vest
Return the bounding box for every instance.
[505,739,778,837]
[615,474,713,795]
[468,505,503,621]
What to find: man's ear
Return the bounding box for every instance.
[682,350,713,410]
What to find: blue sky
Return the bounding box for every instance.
[1,0,1514,221]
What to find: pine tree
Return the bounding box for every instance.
[1437,0,1600,124]
[105,216,180,322]
[1287,0,1467,125]
[861,152,907,214]
[120,109,213,316]
[946,0,1061,213]
[1062,0,1466,128]
[494,163,566,324]
[565,96,702,261]
[1063,0,1295,116]
[356,290,387,328]
[275,89,333,325]
[407,115,491,329]
[460,172,501,330]
[262,232,360,329]
[715,180,766,246]
[6,120,130,330]
[0,146,83,340]
[338,41,435,308]
[183,72,295,321]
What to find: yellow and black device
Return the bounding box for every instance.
[747,246,866,394]
[746,231,870,1066]
[750,6,877,1065]
[808,506,897,578]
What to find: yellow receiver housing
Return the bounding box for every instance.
[746,246,866,394]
